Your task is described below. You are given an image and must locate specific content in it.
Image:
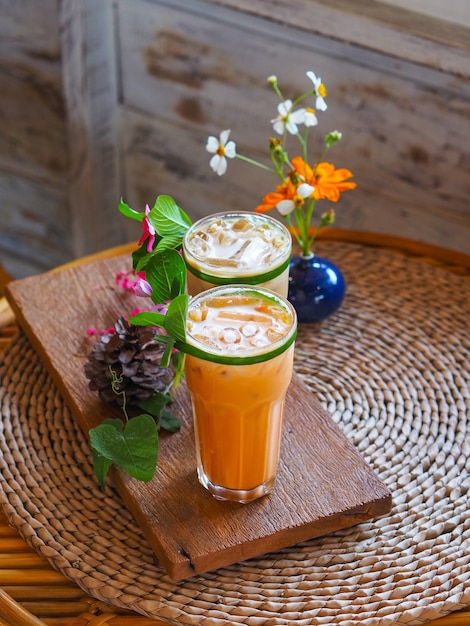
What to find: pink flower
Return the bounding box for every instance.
[86,326,115,336]
[132,273,153,297]
[138,204,156,252]
[116,270,137,290]
[115,270,152,298]
[151,303,169,315]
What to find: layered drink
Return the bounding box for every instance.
[182,212,292,297]
[184,285,297,503]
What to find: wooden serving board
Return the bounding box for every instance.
[6,254,392,580]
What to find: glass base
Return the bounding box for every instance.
[197,468,275,504]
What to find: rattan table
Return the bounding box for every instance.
[0,230,468,626]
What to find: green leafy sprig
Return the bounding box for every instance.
[118,195,192,272]
[119,194,194,380]
[89,195,193,486]
[89,346,184,488]
[89,369,159,488]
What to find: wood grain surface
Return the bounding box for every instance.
[6,253,391,580]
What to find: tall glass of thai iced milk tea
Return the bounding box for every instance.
[184,285,297,503]
[182,212,292,298]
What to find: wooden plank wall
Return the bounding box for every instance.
[60,0,123,259]
[375,0,470,28]
[0,0,70,278]
[0,0,469,278]
[118,0,470,256]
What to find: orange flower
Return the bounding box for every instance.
[254,180,297,213]
[291,157,356,202]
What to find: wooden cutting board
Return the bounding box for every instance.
[6,253,392,580]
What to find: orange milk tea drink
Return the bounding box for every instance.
[182,212,292,298]
[184,285,297,503]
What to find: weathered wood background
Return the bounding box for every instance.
[0,1,69,277]
[0,0,469,278]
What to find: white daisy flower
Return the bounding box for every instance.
[302,107,318,127]
[206,129,237,176]
[276,183,315,216]
[271,100,306,135]
[306,71,327,111]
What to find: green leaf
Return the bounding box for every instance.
[161,337,175,367]
[138,391,173,417]
[145,249,186,304]
[118,198,144,222]
[164,294,189,343]
[96,417,125,432]
[132,238,163,271]
[132,243,148,271]
[90,417,126,488]
[136,393,181,433]
[89,414,158,483]
[149,195,192,238]
[128,311,166,328]
[160,409,181,433]
[171,350,186,387]
[155,234,185,253]
[91,448,113,490]
[170,277,183,300]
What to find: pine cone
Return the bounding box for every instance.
[84,317,175,406]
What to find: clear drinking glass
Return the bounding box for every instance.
[184,285,297,503]
[182,212,292,298]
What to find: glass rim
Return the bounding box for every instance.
[179,285,297,365]
[182,211,292,278]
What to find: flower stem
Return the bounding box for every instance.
[317,143,331,165]
[110,367,130,422]
[308,225,320,251]
[235,154,275,173]
[298,129,309,163]
[292,205,311,256]
[303,198,317,254]
[286,214,303,251]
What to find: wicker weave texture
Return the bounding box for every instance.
[0,241,468,625]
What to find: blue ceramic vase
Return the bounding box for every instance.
[288,254,345,323]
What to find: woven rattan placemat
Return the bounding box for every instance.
[0,240,469,625]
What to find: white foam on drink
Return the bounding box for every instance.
[187,291,293,354]
[184,215,290,273]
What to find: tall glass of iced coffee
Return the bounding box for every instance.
[183,285,297,503]
[182,212,292,298]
